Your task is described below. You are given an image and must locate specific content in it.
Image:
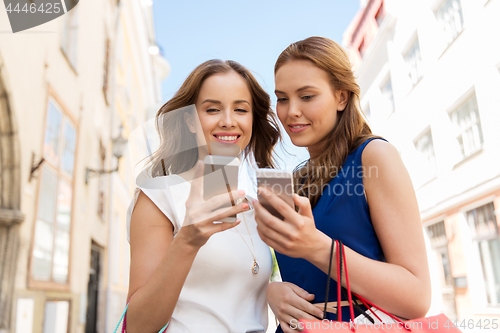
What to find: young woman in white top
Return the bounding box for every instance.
[125,59,281,333]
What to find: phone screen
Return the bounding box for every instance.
[257,175,294,220]
[203,156,239,222]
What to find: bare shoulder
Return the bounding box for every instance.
[361,139,401,169]
[132,191,172,227]
[361,139,415,200]
[128,191,174,300]
[130,190,174,251]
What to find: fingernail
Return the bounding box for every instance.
[252,199,258,205]
[242,203,249,209]
[238,190,245,196]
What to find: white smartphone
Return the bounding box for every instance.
[203,155,240,222]
[256,169,295,220]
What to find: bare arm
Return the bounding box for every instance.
[306,141,431,318]
[255,140,431,321]
[126,161,249,333]
[126,191,195,333]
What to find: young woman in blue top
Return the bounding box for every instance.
[252,37,431,332]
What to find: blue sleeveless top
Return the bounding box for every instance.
[275,138,386,329]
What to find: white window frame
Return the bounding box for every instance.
[403,37,424,87]
[425,221,454,287]
[31,96,76,287]
[434,0,464,48]
[413,127,437,185]
[459,197,500,314]
[449,93,483,161]
[43,300,70,333]
[466,202,500,308]
[60,5,79,71]
[380,75,395,114]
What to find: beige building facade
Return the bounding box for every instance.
[0,0,168,332]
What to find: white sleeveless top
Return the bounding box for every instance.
[126,175,272,333]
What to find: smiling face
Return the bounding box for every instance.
[189,71,253,157]
[274,60,348,158]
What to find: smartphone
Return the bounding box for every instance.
[203,155,240,222]
[256,169,295,220]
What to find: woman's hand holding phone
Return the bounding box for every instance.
[176,160,249,250]
[253,188,330,262]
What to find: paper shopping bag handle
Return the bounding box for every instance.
[325,240,411,331]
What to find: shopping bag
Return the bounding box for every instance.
[113,302,169,333]
[299,240,462,332]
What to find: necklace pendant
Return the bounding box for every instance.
[252,260,259,274]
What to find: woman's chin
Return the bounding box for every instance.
[289,138,310,148]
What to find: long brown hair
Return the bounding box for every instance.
[275,36,379,207]
[148,59,280,177]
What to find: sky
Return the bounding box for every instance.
[152,0,360,170]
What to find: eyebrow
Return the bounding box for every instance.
[234,100,250,105]
[275,85,318,94]
[201,99,250,105]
